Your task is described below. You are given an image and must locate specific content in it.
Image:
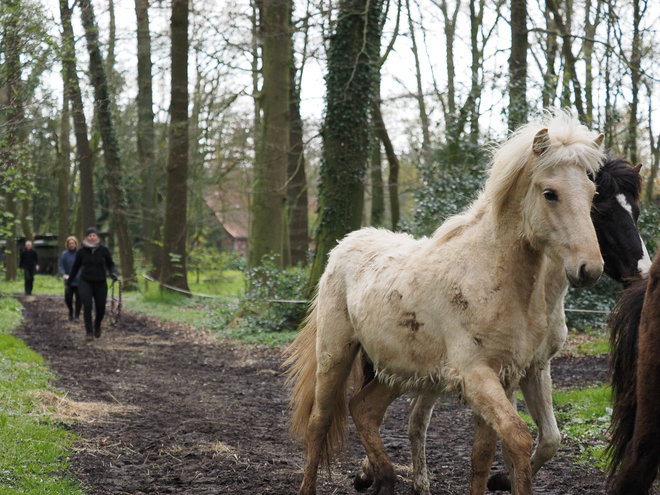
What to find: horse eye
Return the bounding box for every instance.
[543,189,558,201]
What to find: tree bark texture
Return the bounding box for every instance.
[306,0,385,296]
[406,0,431,159]
[78,0,136,286]
[288,55,309,266]
[2,4,21,281]
[372,101,400,231]
[134,0,157,264]
[60,0,95,235]
[546,0,586,121]
[627,0,644,165]
[248,0,291,268]
[370,82,385,228]
[160,0,190,291]
[57,93,71,251]
[508,0,528,131]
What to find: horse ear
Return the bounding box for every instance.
[532,128,550,155]
[594,133,605,148]
[633,163,642,173]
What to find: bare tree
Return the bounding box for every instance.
[248,0,291,268]
[509,0,528,130]
[134,0,157,263]
[306,0,385,295]
[78,0,136,285]
[160,0,190,290]
[60,0,95,236]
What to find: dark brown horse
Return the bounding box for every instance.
[607,249,660,494]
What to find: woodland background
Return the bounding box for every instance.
[2,0,660,330]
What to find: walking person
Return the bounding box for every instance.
[19,240,40,295]
[66,228,119,340]
[59,236,82,322]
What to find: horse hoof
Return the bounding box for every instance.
[487,471,512,492]
[353,472,373,492]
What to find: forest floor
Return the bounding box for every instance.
[14,295,625,494]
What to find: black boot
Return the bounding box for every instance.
[68,310,73,322]
[94,320,102,338]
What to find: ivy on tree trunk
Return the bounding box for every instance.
[306,0,385,297]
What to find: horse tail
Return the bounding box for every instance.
[284,297,360,466]
[605,276,648,478]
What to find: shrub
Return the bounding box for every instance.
[237,255,309,333]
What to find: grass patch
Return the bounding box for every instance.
[0,274,63,296]
[575,338,610,355]
[0,296,84,494]
[519,385,611,471]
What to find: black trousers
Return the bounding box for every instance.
[24,269,35,295]
[65,285,82,318]
[78,279,107,335]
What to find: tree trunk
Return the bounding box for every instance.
[20,198,33,240]
[135,0,157,264]
[248,0,291,268]
[78,0,136,287]
[160,0,190,291]
[306,0,385,296]
[508,0,528,131]
[372,101,400,231]
[627,0,643,165]
[542,3,559,108]
[582,0,602,126]
[370,83,385,227]
[288,53,309,266]
[546,0,586,121]
[4,193,17,281]
[58,93,71,252]
[406,0,431,159]
[60,0,95,236]
[2,4,21,281]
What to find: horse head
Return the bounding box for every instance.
[487,111,605,288]
[591,157,650,284]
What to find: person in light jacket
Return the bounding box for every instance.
[59,236,82,322]
[66,228,119,340]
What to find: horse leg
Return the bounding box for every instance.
[521,366,560,476]
[463,368,533,495]
[349,378,402,495]
[486,393,517,492]
[488,366,560,492]
[299,335,360,495]
[408,392,440,495]
[469,412,499,495]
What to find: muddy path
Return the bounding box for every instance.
[15,295,613,494]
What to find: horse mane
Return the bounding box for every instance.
[431,109,604,242]
[605,275,648,477]
[594,155,642,204]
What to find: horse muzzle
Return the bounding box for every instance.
[566,261,603,289]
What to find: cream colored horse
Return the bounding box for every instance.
[285,111,605,495]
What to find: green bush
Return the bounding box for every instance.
[237,256,309,334]
[400,139,488,237]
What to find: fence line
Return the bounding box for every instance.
[140,274,610,313]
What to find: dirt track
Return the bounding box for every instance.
[15,295,616,494]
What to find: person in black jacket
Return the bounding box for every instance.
[19,240,40,295]
[67,227,119,340]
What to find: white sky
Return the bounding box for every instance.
[38,0,660,163]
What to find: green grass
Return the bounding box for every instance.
[0,296,85,494]
[575,338,610,355]
[0,274,64,296]
[519,385,611,470]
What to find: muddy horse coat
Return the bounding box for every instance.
[285,111,605,495]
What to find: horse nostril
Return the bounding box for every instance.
[579,263,588,283]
